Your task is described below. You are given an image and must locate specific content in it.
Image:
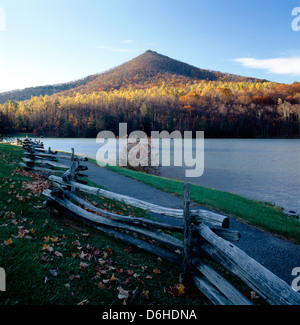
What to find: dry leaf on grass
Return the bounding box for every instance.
[117,287,130,300]
[4,238,13,245]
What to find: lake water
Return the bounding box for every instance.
[30,137,300,215]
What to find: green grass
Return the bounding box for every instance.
[7,133,35,139]
[0,143,211,305]
[0,143,292,305]
[103,165,300,244]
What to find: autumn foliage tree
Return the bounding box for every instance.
[1,52,300,138]
[0,111,13,139]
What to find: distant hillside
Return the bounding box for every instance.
[0,50,266,103]
[1,50,299,139]
[0,74,98,104]
[62,50,265,95]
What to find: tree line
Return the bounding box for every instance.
[1,80,300,138]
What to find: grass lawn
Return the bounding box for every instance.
[104,165,300,244]
[0,143,210,305]
[1,142,294,306]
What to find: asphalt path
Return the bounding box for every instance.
[79,161,300,286]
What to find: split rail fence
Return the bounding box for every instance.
[18,139,300,306]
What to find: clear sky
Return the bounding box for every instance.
[0,0,300,92]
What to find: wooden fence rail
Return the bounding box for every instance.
[18,139,300,306]
[18,139,88,180]
[47,175,229,228]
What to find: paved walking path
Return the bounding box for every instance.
[83,161,299,285]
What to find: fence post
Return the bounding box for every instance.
[31,144,36,169]
[70,148,75,180]
[70,148,76,191]
[182,183,193,286]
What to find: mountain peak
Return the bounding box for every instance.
[145,50,158,54]
[0,51,265,103]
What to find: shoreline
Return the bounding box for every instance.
[3,134,300,140]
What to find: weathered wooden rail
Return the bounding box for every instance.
[18,139,300,306]
[19,139,88,179]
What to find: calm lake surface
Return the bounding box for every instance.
[33,137,300,215]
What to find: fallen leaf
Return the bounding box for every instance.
[107,266,115,271]
[41,256,51,263]
[98,258,106,265]
[176,283,185,295]
[54,251,63,258]
[4,238,13,245]
[93,248,100,256]
[69,274,80,281]
[124,247,132,253]
[98,282,105,288]
[79,251,87,259]
[49,269,58,277]
[79,262,90,268]
[168,284,185,297]
[117,287,129,300]
[153,268,161,274]
[42,244,50,251]
[124,278,131,285]
[5,211,16,218]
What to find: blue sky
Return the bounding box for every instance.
[0,0,299,92]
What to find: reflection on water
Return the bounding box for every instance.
[33,137,300,215]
